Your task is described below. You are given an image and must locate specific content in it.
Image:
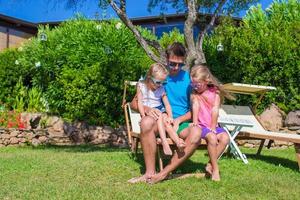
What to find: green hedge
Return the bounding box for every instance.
[204,0,300,112]
[1,1,298,125]
[0,18,153,126]
[0,48,32,106]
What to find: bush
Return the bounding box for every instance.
[204,0,300,112]
[159,28,184,49]
[14,17,153,126]
[0,48,30,106]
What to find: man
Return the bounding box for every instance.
[129,42,202,183]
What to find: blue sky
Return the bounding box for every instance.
[0,0,274,23]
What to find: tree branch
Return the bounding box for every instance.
[144,39,166,59]
[196,0,227,51]
[184,0,197,53]
[120,0,126,13]
[109,0,166,65]
[184,0,198,67]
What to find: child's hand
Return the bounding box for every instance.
[165,117,173,125]
[209,127,217,134]
[189,122,198,127]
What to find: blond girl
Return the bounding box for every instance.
[137,63,185,155]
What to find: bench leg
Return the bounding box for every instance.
[256,139,265,155]
[130,137,139,155]
[130,138,135,153]
[294,143,300,171]
[135,138,139,155]
[267,140,273,149]
[157,145,164,172]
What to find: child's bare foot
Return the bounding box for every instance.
[147,172,168,184]
[128,173,154,184]
[128,175,147,184]
[176,138,186,152]
[211,169,220,181]
[205,163,213,175]
[162,142,172,155]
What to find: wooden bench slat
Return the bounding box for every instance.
[242,131,300,144]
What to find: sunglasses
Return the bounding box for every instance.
[190,82,207,90]
[150,77,166,86]
[168,61,185,69]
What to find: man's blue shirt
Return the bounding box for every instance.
[164,70,191,119]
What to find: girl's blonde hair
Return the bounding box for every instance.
[190,64,235,101]
[145,63,168,82]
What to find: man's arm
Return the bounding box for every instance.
[175,111,191,124]
[171,111,191,133]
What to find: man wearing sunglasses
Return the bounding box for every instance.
[129,42,202,184]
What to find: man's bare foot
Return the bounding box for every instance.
[128,175,149,184]
[147,172,168,184]
[176,138,186,152]
[205,163,213,175]
[162,142,172,155]
[211,170,220,181]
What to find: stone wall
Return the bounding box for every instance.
[0,125,296,148]
[0,114,128,147]
[0,128,48,147]
[0,110,299,148]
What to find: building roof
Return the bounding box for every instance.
[0,12,242,34]
[130,13,241,25]
[0,13,37,34]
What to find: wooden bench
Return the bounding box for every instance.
[243,131,300,170]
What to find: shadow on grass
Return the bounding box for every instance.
[32,144,232,174]
[130,150,207,175]
[247,153,299,172]
[32,144,129,153]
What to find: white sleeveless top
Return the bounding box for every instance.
[138,81,165,108]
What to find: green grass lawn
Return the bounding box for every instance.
[0,145,299,200]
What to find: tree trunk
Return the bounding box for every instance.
[185,49,206,70]
[108,0,226,68]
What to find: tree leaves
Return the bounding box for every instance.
[204,0,300,112]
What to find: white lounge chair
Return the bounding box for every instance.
[220,83,300,169]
